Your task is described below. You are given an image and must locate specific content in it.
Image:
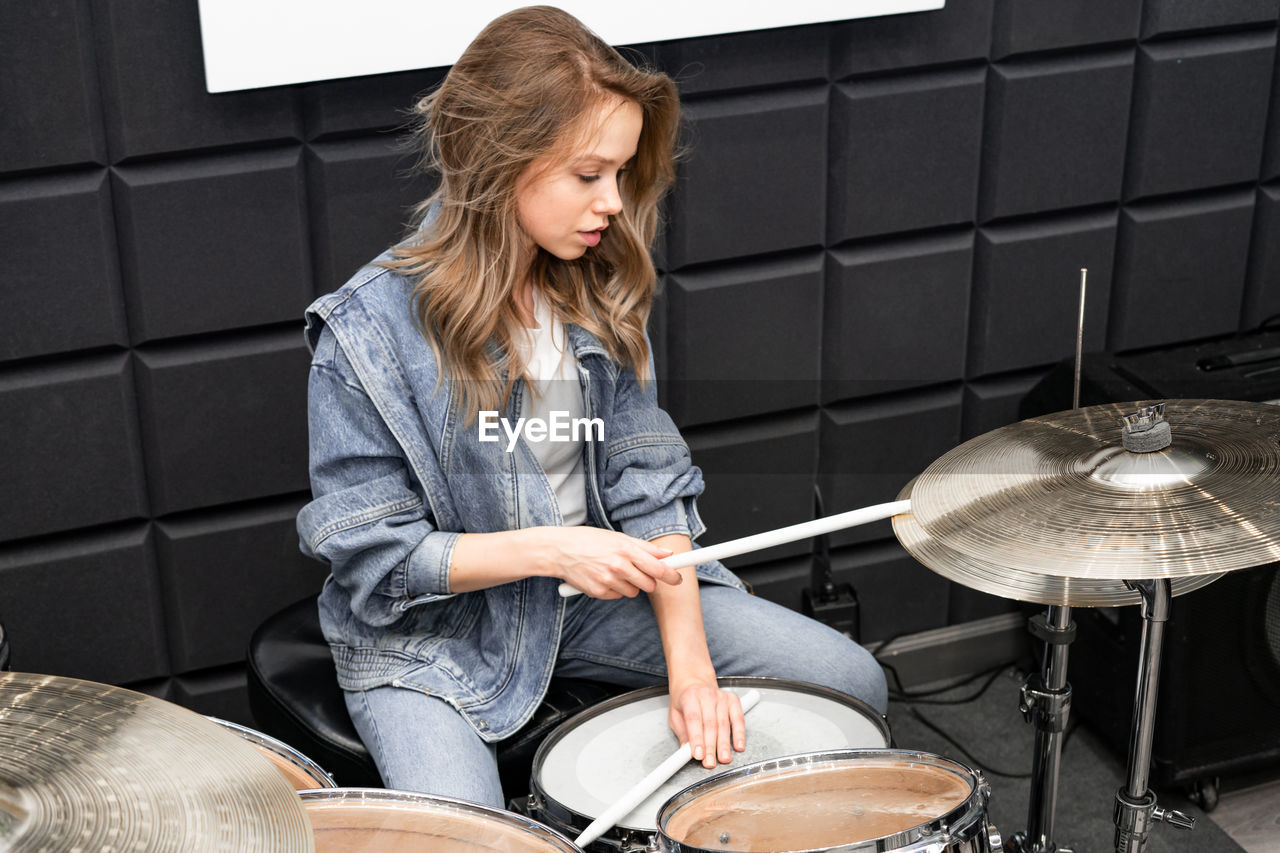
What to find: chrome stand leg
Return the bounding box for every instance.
[1010,605,1076,853]
[1113,578,1196,853]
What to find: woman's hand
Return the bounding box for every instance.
[543,526,684,599]
[668,676,747,770]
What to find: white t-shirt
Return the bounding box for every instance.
[516,292,588,527]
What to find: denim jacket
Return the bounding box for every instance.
[297,255,744,741]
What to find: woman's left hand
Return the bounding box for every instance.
[668,677,747,770]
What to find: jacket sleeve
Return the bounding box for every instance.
[599,346,707,543]
[296,325,459,626]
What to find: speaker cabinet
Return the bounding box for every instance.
[1022,329,1280,802]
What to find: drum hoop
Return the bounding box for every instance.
[300,787,582,851]
[654,748,990,853]
[206,716,337,788]
[528,677,891,841]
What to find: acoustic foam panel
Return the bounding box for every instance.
[684,411,818,567]
[970,209,1116,376]
[991,0,1141,59]
[132,332,310,516]
[307,138,437,294]
[823,231,972,403]
[0,172,127,362]
[0,354,148,541]
[93,0,299,160]
[173,668,253,727]
[961,370,1051,441]
[830,541,952,643]
[830,0,993,80]
[1110,190,1254,351]
[667,87,827,268]
[113,149,311,343]
[980,52,1134,221]
[302,68,448,141]
[666,252,821,427]
[1244,184,1280,327]
[819,386,963,548]
[655,24,828,97]
[0,525,167,684]
[155,499,327,673]
[0,0,105,173]
[830,68,985,242]
[1140,0,1280,39]
[1125,32,1275,201]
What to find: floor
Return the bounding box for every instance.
[1210,777,1280,853]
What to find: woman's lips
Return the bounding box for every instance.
[579,229,602,247]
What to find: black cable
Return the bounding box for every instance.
[882,661,1013,704]
[908,706,1033,779]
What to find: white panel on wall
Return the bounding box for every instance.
[197,1,945,93]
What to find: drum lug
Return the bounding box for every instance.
[987,824,1004,852]
[525,792,543,813]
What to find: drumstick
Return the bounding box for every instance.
[573,688,763,849]
[558,499,911,597]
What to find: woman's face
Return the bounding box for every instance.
[515,98,642,261]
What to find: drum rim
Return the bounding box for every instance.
[298,787,582,851]
[528,677,892,839]
[206,715,337,788]
[654,748,990,853]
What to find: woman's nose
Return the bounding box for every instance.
[593,177,623,216]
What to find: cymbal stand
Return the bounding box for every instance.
[1009,605,1076,853]
[1113,578,1196,852]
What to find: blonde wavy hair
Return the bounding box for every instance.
[384,6,680,419]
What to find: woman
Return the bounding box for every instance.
[298,6,887,807]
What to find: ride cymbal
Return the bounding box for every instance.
[0,672,314,852]
[893,479,1223,606]
[906,399,1280,581]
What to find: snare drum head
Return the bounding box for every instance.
[301,789,579,852]
[659,751,978,852]
[533,680,889,832]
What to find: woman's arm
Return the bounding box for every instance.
[448,525,682,595]
[648,532,747,770]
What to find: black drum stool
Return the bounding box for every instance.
[246,596,625,795]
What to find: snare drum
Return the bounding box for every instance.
[206,717,336,790]
[301,788,582,852]
[656,749,1002,852]
[529,677,891,852]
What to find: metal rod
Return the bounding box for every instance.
[1113,578,1175,853]
[1125,581,1170,799]
[1022,604,1074,852]
[1073,268,1088,410]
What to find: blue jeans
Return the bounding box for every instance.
[343,585,888,806]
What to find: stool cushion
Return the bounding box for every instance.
[246,596,624,793]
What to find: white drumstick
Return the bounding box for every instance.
[573,688,763,849]
[558,499,911,597]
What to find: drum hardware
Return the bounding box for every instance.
[574,690,762,848]
[900,397,1280,853]
[206,715,337,790]
[558,500,911,597]
[802,485,863,640]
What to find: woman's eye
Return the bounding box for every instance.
[577,174,600,183]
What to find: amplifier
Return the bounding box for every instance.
[1021,329,1280,809]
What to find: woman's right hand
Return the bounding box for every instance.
[534,526,683,599]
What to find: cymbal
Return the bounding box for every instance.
[906,399,1280,581]
[0,672,314,852]
[893,479,1223,606]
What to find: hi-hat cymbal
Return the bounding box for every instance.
[893,478,1223,606]
[0,672,314,852]
[906,399,1280,581]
